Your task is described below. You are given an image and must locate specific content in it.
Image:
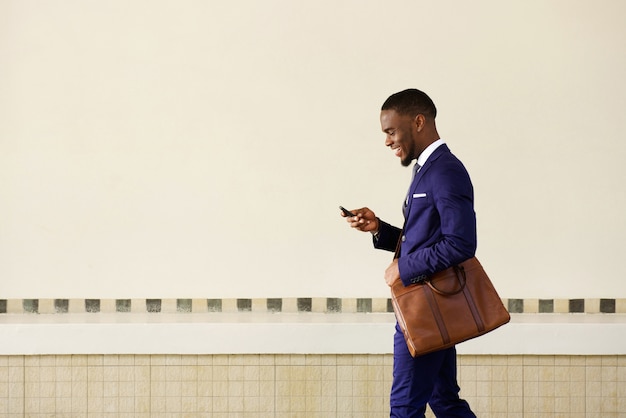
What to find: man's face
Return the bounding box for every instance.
[380,109,418,167]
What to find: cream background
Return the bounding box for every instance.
[1,0,625,299]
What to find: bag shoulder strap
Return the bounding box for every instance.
[393,226,404,260]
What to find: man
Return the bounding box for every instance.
[342,89,476,417]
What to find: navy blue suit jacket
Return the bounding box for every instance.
[374,144,477,286]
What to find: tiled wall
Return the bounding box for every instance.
[2,298,625,416]
[0,354,624,417]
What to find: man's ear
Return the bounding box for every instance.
[413,114,426,133]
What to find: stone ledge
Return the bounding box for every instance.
[1,313,625,356]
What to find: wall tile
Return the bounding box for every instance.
[191,298,208,313]
[387,298,394,312]
[176,299,192,313]
[601,298,616,313]
[23,299,38,314]
[356,298,372,313]
[296,298,312,312]
[342,298,357,313]
[569,299,585,313]
[85,299,100,313]
[326,298,342,313]
[100,299,116,313]
[207,298,222,312]
[554,298,570,313]
[236,299,252,312]
[524,299,539,313]
[586,298,601,313]
[161,299,177,313]
[278,298,297,313]
[538,299,554,313]
[146,299,161,313]
[51,299,67,314]
[507,299,523,313]
[372,298,388,313]
[130,299,144,313]
[267,298,282,312]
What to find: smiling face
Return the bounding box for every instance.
[380,109,427,167]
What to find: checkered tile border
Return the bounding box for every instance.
[0,298,623,314]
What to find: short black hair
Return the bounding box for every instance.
[381,88,437,119]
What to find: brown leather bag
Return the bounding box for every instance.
[390,257,510,357]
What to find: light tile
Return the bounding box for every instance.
[586,298,600,313]
[524,298,539,313]
[280,298,298,313]
[553,299,569,313]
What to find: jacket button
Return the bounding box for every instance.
[411,275,427,284]
[401,235,406,242]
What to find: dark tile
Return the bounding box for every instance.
[267,298,282,313]
[237,299,252,312]
[54,299,69,313]
[507,299,524,313]
[146,299,162,313]
[326,298,342,313]
[116,299,131,313]
[297,298,312,312]
[387,298,394,313]
[538,299,554,313]
[600,299,616,313]
[23,299,39,314]
[207,299,222,312]
[0,300,6,314]
[569,299,585,313]
[85,299,100,313]
[357,298,372,313]
[177,299,192,313]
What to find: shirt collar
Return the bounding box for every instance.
[416,138,446,168]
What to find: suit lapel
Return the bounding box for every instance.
[404,144,449,219]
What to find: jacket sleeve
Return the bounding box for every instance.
[372,219,402,253]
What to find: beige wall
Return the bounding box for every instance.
[1,0,625,299]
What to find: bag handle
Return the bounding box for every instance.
[426,265,467,296]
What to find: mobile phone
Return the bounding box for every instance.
[339,206,356,217]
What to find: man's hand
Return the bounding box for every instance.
[384,259,401,287]
[340,207,379,234]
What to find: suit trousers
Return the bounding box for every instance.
[390,323,476,418]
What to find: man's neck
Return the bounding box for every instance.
[416,138,446,167]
